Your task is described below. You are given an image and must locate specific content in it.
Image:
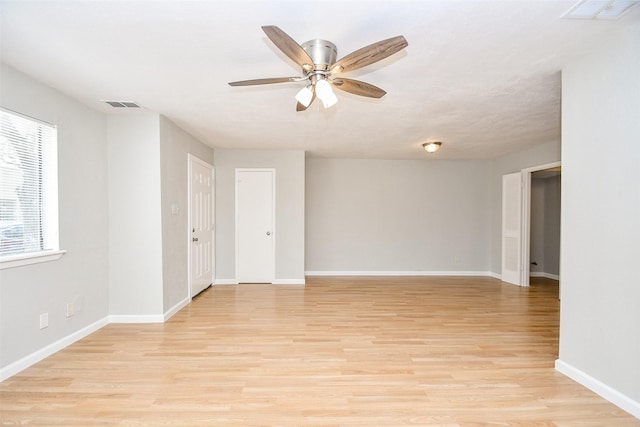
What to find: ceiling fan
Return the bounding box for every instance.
[228,26,408,111]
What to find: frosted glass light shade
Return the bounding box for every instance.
[316,79,338,108]
[295,86,313,107]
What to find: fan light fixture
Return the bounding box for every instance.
[423,141,442,153]
[295,85,314,107]
[315,78,338,108]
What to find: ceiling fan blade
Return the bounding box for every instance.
[296,87,316,112]
[262,25,314,70]
[332,78,386,98]
[228,77,298,86]
[330,35,408,74]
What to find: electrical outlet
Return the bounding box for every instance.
[40,313,49,329]
[66,302,74,318]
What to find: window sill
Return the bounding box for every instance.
[0,250,66,270]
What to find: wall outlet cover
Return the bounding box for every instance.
[39,313,49,329]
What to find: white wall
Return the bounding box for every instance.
[490,140,561,275]
[107,114,164,316]
[305,158,492,273]
[214,149,305,283]
[559,22,640,408]
[159,116,213,311]
[0,65,109,368]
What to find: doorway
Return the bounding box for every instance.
[528,166,561,285]
[235,168,275,283]
[501,161,561,287]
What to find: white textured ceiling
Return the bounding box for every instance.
[1,1,638,159]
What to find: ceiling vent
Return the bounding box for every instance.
[103,101,141,108]
[562,0,640,19]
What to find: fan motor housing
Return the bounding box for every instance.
[301,39,337,71]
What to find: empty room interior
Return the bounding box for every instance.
[0,0,639,425]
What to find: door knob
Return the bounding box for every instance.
[266,231,271,236]
[192,237,199,242]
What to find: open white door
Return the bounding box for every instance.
[188,155,214,297]
[501,172,523,285]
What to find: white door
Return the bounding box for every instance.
[236,169,274,283]
[501,172,523,286]
[189,155,214,297]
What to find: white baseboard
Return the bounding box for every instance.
[555,359,640,419]
[530,272,560,280]
[305,270,494,277]
[488,271,501,279]
[272,279,305,285]
[2,300,198,382]
[164,297,189,321]
[0,316,109,382]
[108,314,165,323]
[214,279,238,285]
[214,278,305,285]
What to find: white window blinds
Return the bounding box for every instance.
[0,109,59,257]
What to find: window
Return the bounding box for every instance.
[0,108,63,268]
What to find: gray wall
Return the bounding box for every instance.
[108,114,215,316]
[0,66,215,372]
[543,175,560,275]
[214,149,305,283]
[305,158,492,272]
[529,179,545,274]
[107,114,164,316]
[159,116,214,311]
[0,65,109,367]
[559,23,640,403]
[530,174,561,276]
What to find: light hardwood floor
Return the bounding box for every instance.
[1,276,638,426]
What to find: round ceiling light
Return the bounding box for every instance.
[422,141,442,153]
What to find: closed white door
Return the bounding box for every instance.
[501,172,522,285]
[236,169,274,283]
[189,155,214,297]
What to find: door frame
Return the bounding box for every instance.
[187,154,215,299]
[235,168,276,283]
[520,161,561,287]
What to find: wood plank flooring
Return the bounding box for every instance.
[1,276,638,426]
